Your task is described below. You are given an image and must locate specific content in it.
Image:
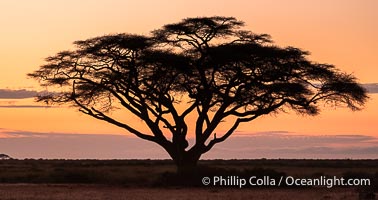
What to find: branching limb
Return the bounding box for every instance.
[73,97,156,142]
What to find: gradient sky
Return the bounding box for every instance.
[0,0,377,159]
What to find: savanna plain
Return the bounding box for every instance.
[0,159,377,200]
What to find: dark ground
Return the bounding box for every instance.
[0,159,377,199]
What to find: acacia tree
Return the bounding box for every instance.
[29,16,367,173]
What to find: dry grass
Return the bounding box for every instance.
[0,184,360,200]
[0,160,376,199]
[0,159,377,185]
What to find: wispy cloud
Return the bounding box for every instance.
[363,83,378,93]
[0,89,55,108]
[0,129,377,159]
[0,89,38,99]
[0,129,166,159]
[0,100,54,109]
[205,132,378,159]
[0,83,376,100]
[0,105,53,108]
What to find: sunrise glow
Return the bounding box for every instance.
[0,0,377,159]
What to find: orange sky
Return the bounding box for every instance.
[0,0,377,158]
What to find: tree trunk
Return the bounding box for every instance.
[162,144,204,185]
[174,151,201,176]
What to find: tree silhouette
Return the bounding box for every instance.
[28,16,368,174]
